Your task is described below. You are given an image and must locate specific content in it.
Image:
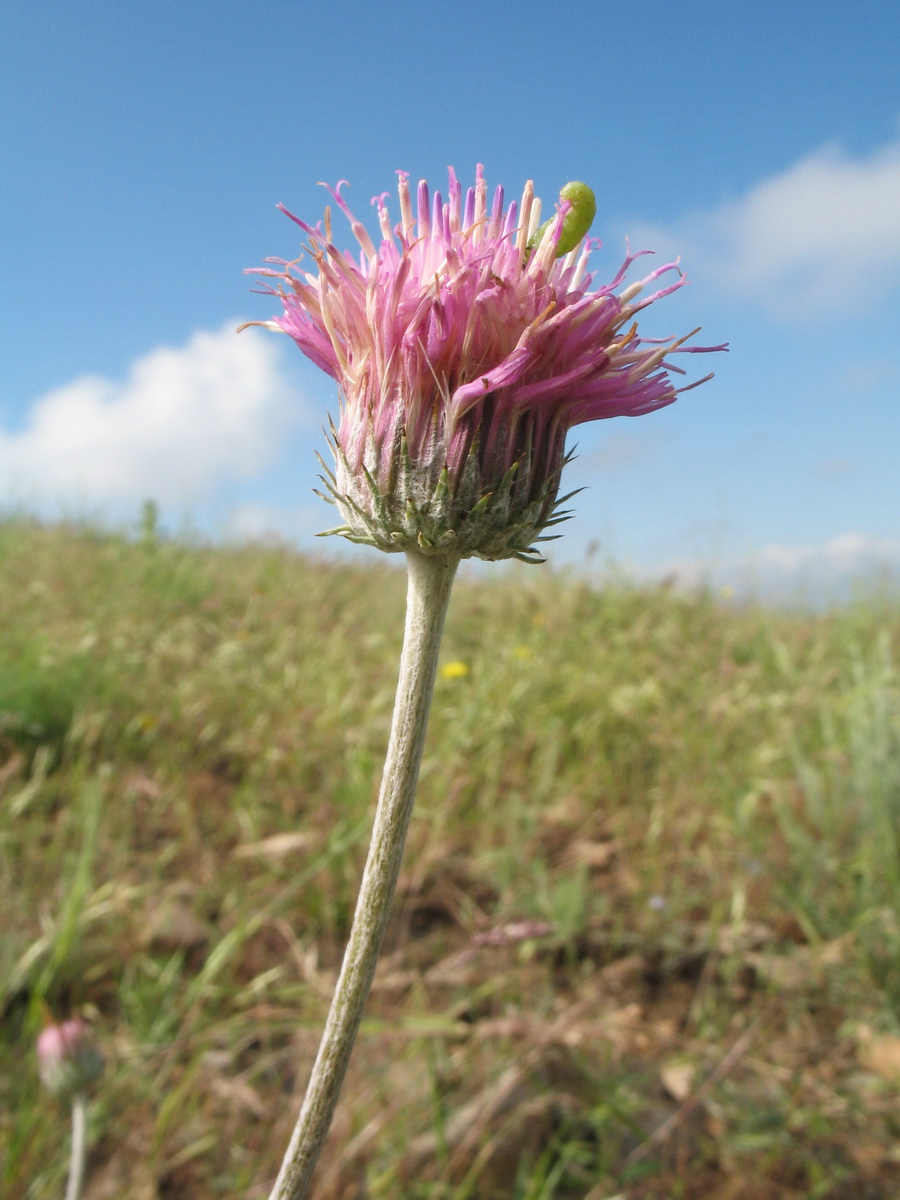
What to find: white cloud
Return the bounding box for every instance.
[225,501,329,545]
[631,134,900,320]
[0,322,303,509]
[661,534,900,604]
[753,534,900,578]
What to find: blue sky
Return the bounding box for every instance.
[2,0,899,597]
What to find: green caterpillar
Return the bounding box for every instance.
[528,181,596,258]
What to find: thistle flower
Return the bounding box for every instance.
[246,166,725,561]
[250,170,726,1200]
[37,1018,103,1099]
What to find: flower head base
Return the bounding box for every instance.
[246,167,725,561]
[37,1018,104,1098]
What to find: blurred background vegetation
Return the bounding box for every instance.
[1,518,899,1199]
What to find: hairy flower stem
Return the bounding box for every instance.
[269,550,460,1200]
[65,1094,88,1200]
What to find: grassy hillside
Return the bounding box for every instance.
[1,519,899,1199]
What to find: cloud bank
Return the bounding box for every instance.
[662,534,900,605]
[0,323,300,510]
[632,133,900,320]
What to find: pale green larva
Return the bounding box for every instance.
[528,181,597,258]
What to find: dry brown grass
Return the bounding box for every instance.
[1,519,899,1199]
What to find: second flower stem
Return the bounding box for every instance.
[268,549,460,1200]
[65,1094,88,1200]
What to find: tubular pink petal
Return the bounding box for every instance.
[416,179,431,238]
[320,180,353,222]
[463,185,476,232]
[397,171,414,238]
[473,165,488,240]
[449,343,536,415]
[488,184,504,239]
[501,199,518,240]
[374,193,394,243]
[515,180,535,255]
[447,167,462,233]
[508,358,608,409]
[430,190,443,241]
[275,203,324,244]
[676,371,717,393]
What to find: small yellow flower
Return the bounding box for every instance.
[440,660,470,680]
[514,645,534,661]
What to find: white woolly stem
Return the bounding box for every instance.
[268,550,459,1200]
[65,1094,88,1200]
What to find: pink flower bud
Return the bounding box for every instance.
[37,1018,104,1097]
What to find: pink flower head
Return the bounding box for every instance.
[37,1017,104,1097]
[246,167,726,560]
